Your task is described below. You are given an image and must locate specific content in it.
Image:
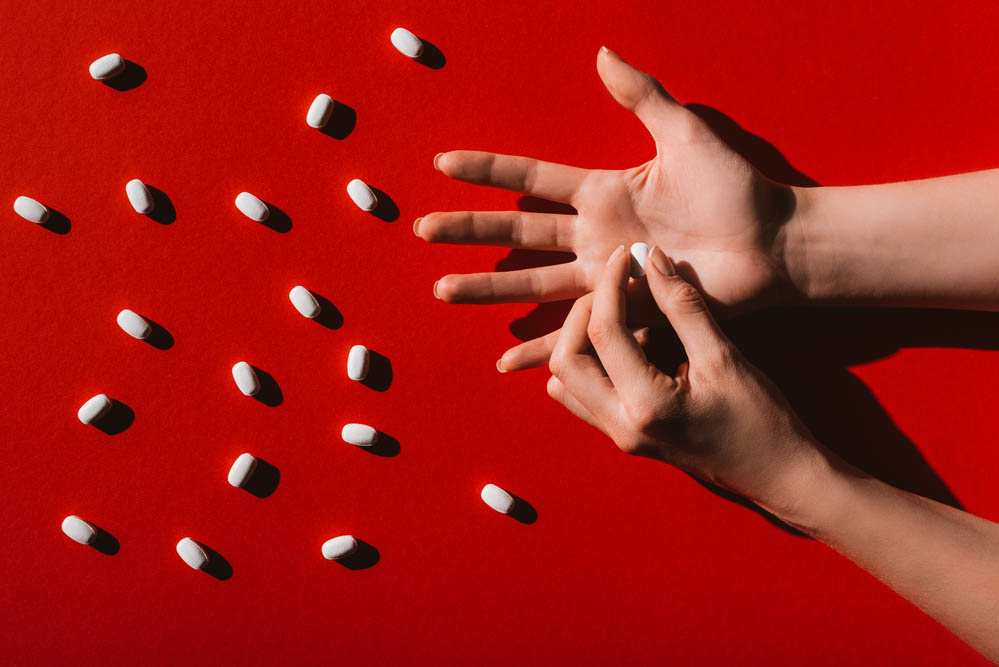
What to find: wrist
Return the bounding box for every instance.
[777,184,826,306]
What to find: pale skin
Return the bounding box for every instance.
[417,47,999,660]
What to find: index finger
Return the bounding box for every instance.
[436,151,587,204]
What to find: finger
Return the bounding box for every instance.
[645,246,730,363]
[589,246,669,403]
[499,326,650,372]
[435,262,582,304]
[546,375,606,434]
[548,294,620,425]
[435,150,587,204]
[596,47,705,145]
[416,210,575,251]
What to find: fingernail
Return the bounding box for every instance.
[496,359,507,373]
[413,217,423,236]
[433,153,445,170]
[601,46,620,59]
[607,244,625,265]
[649,246,674,276]
[600,45,609,54]
[433,280,441,299]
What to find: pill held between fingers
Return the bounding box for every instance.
[176,537,209,570]
[306,94,334,129]
[227,453,258,488]
[61,516,97,545]
[232,362,260,396]
[341,423,379,447]
[13,196,49,224]
[322,535,358,560]
[481,483,516,514]
[347,345,369,381]
[78,394,112,424]
[390,27,424,59]
[629,242,649,278]
[289,286,321,318]
[234,192,270,222]
[89,53,125,80]
[346,179,378,212]
[116,309,152,340]
[125,179,154,214]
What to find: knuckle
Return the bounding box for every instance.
[624,400,660,432]
[545,375,561,399]
[548,353,568,380]
[668,281,707,314]
[586,320,613,348]
[613,433,646,457]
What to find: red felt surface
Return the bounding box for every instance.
[2,0,998,664]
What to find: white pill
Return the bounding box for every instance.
[341,423,379,447]
[78,394,112,425]
[232,362,260,396]
[347,179,378,212]
[227,453,258,488]
[176,537,209,570]
[289,286,320,318]
[307,94,334,129]
[61,515,97,545]
[322,535,358,560]
[235,192,269,222]
[116,309,152,340]
[481,483,515,515]
[629,242,649,278]
[13,196,49,224]
[390,28,424,59]
[125,179,154,214]
[347,345,369,381]
[89,53,125,80]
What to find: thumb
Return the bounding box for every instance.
[596,47,700,145]
[645,246,730,363]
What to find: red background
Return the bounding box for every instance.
[2,0,998,664]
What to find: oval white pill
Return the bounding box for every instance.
[13,196,49,224]
[341,423,379,447]
[629,242,649,278]
[289,286,320,318]
[125,179,154,214]
[176,537,209,570]
[347,345,369,381]
[116,309,152,340]
[89,53,125,80]
[322,535,358,560]
[481,483,515,515]
[346,179,378,212]
[78,394,112,425]
[235,192,269,222]
[232,361,260,396]
[61,515,97,545]
[227,453,258,488]
[390,27,424,58]
[307,94,334,129]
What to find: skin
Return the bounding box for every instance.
[419,47,999,660]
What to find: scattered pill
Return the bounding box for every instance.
[390,28,424,58]
[322,535,358,560]
[13,196,49,224]
[289,286,320,318]
[481,483,515,515]
[307,94,334,129]
[629,242,649,278]
[78,394,112,425]
[89,53,125,80]
[125,179,154,214]
[232,362,260,396]
[341,423,379,447]
[116,309,152,340]
[347,345,369,381]
[235,192,269,222]
[347,179,378,212]
[61,515,97,545]
[227,453,258,488]
[176,537,209,570]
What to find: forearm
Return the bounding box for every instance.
[777,451,999,661]
[784,169,999,309]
